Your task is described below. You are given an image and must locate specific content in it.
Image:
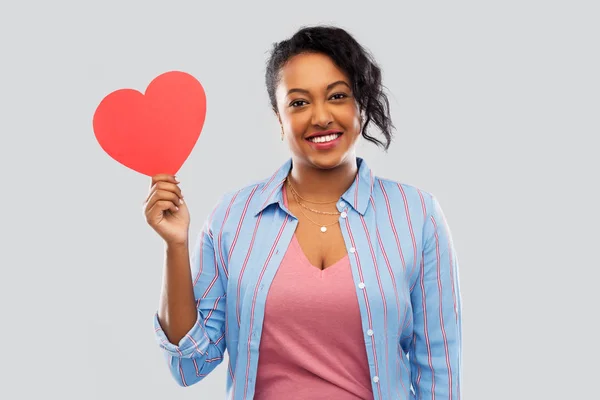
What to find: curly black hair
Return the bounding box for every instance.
[265,25,395,151]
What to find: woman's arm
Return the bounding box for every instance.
[153,219,228,387]
[157,240,197,346]
[410,194,462,399]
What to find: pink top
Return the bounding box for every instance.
[253,188,374,400]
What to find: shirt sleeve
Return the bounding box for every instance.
[409,194,462,399]
[153,216,228,387]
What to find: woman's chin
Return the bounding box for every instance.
[306,149,353,170]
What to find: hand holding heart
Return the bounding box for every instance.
[93,71,206,244]
[144,174,190,246]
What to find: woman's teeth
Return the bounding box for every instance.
[308,133,341,143]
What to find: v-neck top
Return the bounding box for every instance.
[253,184,374,399]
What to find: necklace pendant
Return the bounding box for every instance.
[320,226,327,233]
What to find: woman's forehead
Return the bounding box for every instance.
[278,53,350,91]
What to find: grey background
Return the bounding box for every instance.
[1,0,598,398]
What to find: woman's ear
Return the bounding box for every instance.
[275,111,284,141]
[276,112,284,130]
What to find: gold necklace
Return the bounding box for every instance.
[289,185,341,216]
[295,200,340,233]
[286,177,340,233]
[286,176,338,204]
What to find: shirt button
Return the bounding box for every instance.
[367,329,374,336]
[373,376,379,383]
[340,211,347,218]
[349,247,356,253]
[339,202,345,208]
[358,282,365,289]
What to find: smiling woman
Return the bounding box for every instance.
[275,54,362,169]
[146,25,462,400]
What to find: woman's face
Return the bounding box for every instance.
[275,52,362,170]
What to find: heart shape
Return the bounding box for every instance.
[93,71,206,177]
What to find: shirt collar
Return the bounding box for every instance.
[253,157,374,217]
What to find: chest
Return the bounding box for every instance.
[284,189,348,270]
[224,193,421,338]
[293,220,348,270]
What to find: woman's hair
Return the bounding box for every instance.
[265,25,395,150]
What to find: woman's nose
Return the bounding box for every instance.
[311,103,333,128]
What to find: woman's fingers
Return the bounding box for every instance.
[145,189,183,212]
[150,174,179,186]
[145,180,184,204]
[146,200,179,222]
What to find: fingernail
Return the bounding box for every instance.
[179,198,184,205]
[175,206,179,211]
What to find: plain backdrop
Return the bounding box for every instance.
[1,0,598,398]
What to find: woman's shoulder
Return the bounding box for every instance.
[204,174,277,229]
[372,175,451,229]
[373,174,436,205]
[216,175,275,207]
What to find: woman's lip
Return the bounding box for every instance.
[305,130,343,139]
[305,133,343,150]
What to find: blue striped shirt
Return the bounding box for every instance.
[153,157,462,399]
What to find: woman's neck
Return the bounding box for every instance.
[288,156,358,203]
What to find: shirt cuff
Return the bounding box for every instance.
[153,310,211,358]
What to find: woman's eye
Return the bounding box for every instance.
[290,100,307,107]
[331,93,348,100]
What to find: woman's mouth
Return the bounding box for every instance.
[305,131,344,150]
[307,132,342,143]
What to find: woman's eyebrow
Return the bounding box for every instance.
[326,80,351,91]
[286,80,351,96]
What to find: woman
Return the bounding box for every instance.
[144,25,462,400]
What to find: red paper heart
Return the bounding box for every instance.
[93,71,206,177]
